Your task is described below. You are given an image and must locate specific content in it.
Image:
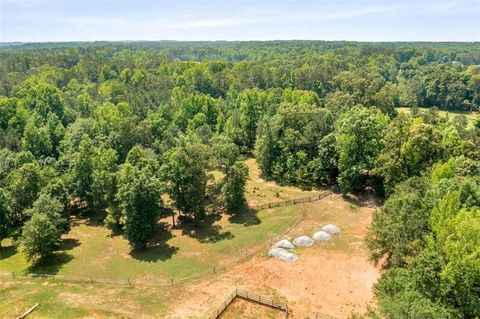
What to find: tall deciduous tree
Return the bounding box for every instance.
[19,213,62,262]
[71,135,94,208]
[335,106,388,194]
[163,135,209,225]
[116,162,162,249]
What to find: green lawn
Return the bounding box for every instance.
[0,279,170,318]
[0,206,303,282]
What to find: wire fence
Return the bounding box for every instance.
[250,190,332,211]
[1,191,333,290]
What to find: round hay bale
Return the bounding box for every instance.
[268,247,287,257]
[321,224,341,234]
[313,230,332,241]
[279,251,298,261]
[274,239,295,249]
[268,247,298,261]
[293,235,314,247]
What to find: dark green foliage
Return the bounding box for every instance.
[335,106,388,194]
[71,135,94,207]
[116,163,163,249]
[222,161,249,212]
[255,102,334,187]
[0,190,12,246]
[367,176,429,266]
[163,135,210,225]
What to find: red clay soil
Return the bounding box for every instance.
[167,194,381,319]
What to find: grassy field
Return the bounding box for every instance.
[0,279,171,318]
[0,159,324,282]
[396,106,478,127]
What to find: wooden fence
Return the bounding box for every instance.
[315,312,339,319]
[208,288,289,319]
[250,190,332,211]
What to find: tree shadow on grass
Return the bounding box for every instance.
[129,223,179,262]
[26,252,74,275]
[228,204,261,227]
[180,213,235,244]
[342,191,383,209]
[62,238,81,251]
[107,226,125,238]
[0,245,17,260]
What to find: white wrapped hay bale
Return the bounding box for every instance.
[268,247,286,257]
[279,251,298,261]
[293,235,314,247]
[313,230,332,241]
[274,239,295,249]
[268,247,298,261]
[321,224,341,234]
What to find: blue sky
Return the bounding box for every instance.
[1,0,479,42]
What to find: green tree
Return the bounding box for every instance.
[222,161,249,212]
[22,82,64,120]
[0,190,12,249]
[163,135,210,225]
[335,106,388,194]
[4,162,43,219]
[440,207,480,318]
[71,135,94,208]
[367,177,429,266]
[21,114,52,158]
[19,213,62,263]
[91,145,118,213]
[116,163,162,249]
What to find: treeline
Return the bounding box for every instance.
[0,42,479,317]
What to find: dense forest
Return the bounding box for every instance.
[0,41,479,318]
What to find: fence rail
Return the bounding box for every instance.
[250,190,332,211]
[236,289,288,311]
[315,312,339,319]
[208,288,289,319]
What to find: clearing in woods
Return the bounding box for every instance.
[396,106,478,127]
[0,160,379,318]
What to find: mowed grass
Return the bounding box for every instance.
[0,207,303,282]
[396,106,478,127]
[0,279,170,318]
[244,158,323,206]
[0,159,323,283]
